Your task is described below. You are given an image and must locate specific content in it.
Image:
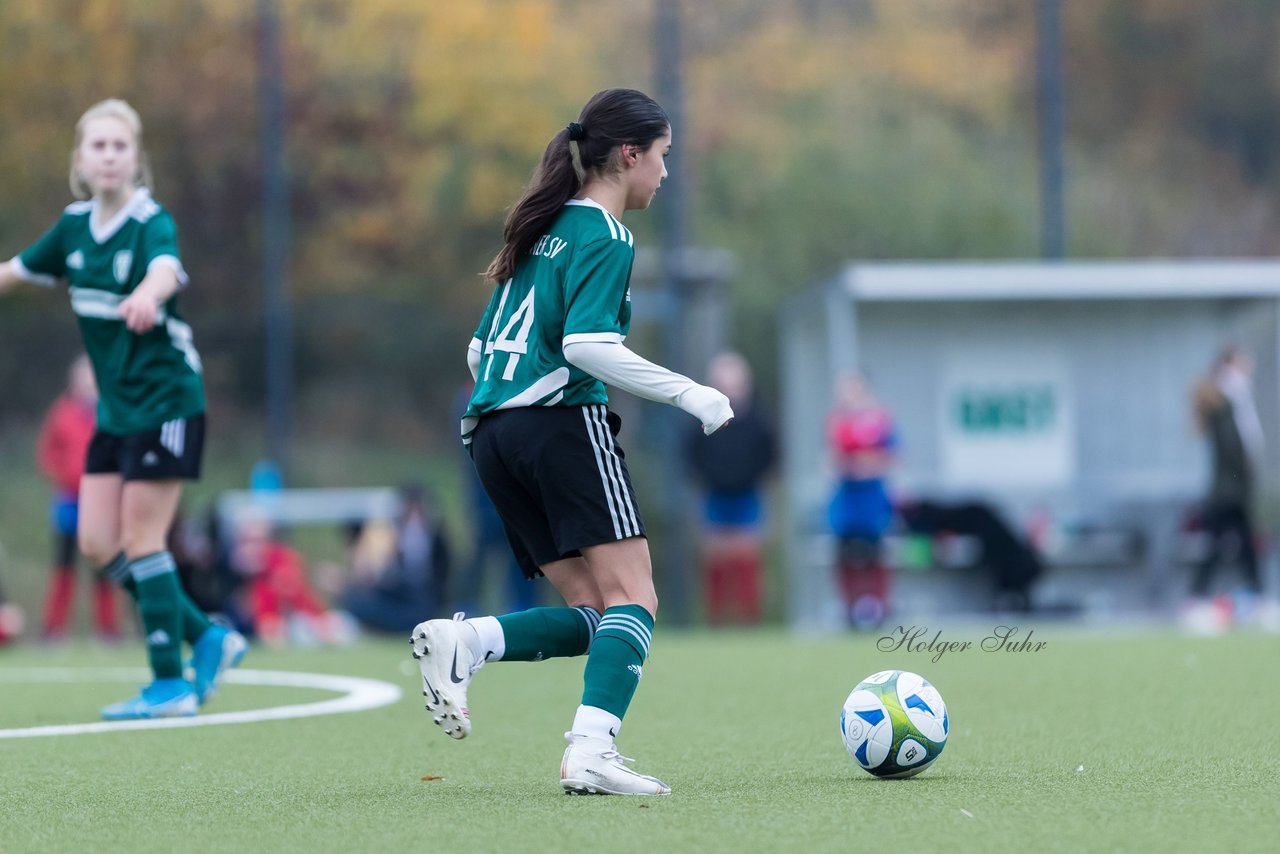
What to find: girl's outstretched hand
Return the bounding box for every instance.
[119,290,161,333]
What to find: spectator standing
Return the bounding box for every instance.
[684,351,776,624]
[827,371,898,629]
[1184,347,1266,633]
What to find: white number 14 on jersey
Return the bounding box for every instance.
[483,283,536,381]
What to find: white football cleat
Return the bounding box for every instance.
[560,733,671,796]
[410,613,484,739]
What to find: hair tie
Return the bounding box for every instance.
[566,122,586,141]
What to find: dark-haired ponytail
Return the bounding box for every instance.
[483,88,669,284]
[483,129,581,283]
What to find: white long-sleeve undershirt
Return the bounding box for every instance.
[464,338,733,434]
[563,340,733,435]
[467,337,482,381]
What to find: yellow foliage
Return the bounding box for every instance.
[3,0,1264,303]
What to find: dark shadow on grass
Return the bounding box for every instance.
[822,772,955,785]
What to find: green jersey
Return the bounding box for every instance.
[464,199,635,443]
[14,188,205,434]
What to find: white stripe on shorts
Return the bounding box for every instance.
[590,404,641,537]
[583,406,624,539]
[160,418,185,458]
[583,405,640,539]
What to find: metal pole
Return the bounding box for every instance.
[653,0,693,626]
[258,0,293,481]
[1036,0,1066,259]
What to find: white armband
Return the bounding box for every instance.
[10,257,58,287]
[147,255,189,288]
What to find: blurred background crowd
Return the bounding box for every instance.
[3,0,1280,647]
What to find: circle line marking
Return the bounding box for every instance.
[0,667,402,739]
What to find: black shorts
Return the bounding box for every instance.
[84,413,205,481]
[470,404,646,578]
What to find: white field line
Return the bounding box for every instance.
[0,667,402,739]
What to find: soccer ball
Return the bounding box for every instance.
[840,669,948,778]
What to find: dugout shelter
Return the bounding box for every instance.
[781,260,1280,628]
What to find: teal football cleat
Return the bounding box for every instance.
[101,678,198,720]
[190,624,249,705]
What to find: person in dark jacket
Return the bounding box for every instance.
[684,352,777,624]
[1184,347,1264,632]
[897,500,1043,612]
[341,484,451,634]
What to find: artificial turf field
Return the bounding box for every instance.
[1,626,1277,853]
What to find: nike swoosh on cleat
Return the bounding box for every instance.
[423,677,441,706]
[450,649,467,684]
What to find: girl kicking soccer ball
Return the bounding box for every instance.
[412,88,733,795]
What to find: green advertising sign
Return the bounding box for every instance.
[954,385,1057,434]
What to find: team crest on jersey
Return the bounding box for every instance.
[113,250,133,284]
[66,250,85,270]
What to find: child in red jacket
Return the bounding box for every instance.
[827,371,898,630]
[231,516,344,646]
[36,355,120,641]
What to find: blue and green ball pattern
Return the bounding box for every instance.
[840,669,948,778]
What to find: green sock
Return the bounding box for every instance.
[99,552,130,586]
[174,585,212,644]
[581,604,653,719]
[109,552,211,644]
[496,606,600,661]
[130,552,184,680]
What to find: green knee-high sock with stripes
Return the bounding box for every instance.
[493,606,600,661]
[579,604,653,723]
[102,551,212,644]
[129,552,185,680]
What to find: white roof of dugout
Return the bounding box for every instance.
[835,260,1280,302]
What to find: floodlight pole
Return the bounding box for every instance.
[1036,0,1067,259]
[654,0,694,626]
[258,0,294,482]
